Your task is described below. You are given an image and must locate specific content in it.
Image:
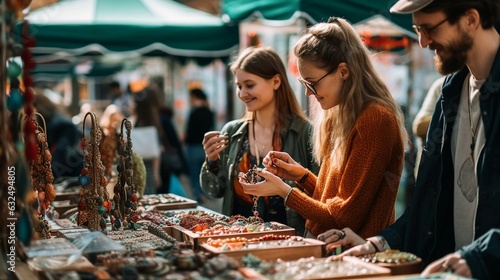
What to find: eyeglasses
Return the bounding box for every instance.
[412,17,448,39]
[298,68,336,95]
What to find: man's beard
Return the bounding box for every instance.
[433,31,473,75]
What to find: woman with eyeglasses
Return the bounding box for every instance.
[201,46,319,237]
[239,17,407,240]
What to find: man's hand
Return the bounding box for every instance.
[421,253,472,278]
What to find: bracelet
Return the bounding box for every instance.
[284,187,294,204]
[376,236,390,251]
[206,158,221,171]
[366,239,380,252]
[297,170,309,184]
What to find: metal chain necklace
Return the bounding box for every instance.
[467,82,481,162]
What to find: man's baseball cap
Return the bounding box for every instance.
[390,0,434,14]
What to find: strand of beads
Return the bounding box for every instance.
[240,166,263,217]
[112,119,138,230]
[124,120,139,228]
[28,114,56,238]
[111,120,126,230]
[206,236,248,249]
[77,112,110,231]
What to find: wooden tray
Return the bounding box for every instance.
[182,223,296,249]
[200,237,325,262]
[140,193,198,210]
[252,256,391,280]
[366,257,423,275]
[162,225,187,242]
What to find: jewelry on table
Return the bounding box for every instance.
[27,113,56,238]
[112,118,138,230]
[77,112,110,230]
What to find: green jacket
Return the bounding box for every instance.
[200,117,319,236]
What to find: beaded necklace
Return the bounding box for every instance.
[28,113,55,239]
[77,112,110,231]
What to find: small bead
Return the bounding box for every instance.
[80,139,87,148]
[130,193,138,203]
[98,205,106,214]
[78,200,87,211]
[78,175,91,187]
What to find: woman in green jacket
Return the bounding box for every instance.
[201,47,319,236]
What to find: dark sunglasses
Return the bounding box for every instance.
[298,68,336,95]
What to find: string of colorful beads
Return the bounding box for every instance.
[111,119,139,230]
[29,115,55,238]
[77,112,111,231]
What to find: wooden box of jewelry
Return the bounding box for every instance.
[199,235,325,262]
[244,255,391,279]
[139,193,198,210]
[356,250,423,275]
[181,220,296,249]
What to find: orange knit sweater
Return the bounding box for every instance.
[286,103,404,238]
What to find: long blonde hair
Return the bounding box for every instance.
[294,17,407,165]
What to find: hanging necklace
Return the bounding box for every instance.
[249,118,274,217]
[251,119,274,165]
[467,82,481,162]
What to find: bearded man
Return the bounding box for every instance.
[318,1,500,279]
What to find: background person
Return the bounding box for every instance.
[185,88,215,202]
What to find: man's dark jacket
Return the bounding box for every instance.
[380,48,500,279]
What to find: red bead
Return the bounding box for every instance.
[24,120,36,134]
[103,200,112,211]
[130,193,138,203]
[23,107,33,117]
[101,176,108,187]
[25,38,36,48]
[24,87,34,103]
[80,139,87,148]
[78,199,87,211]
[80,168,88,176]
[131,214,139,222]
[25,141,38,162]
[22,74,33,87]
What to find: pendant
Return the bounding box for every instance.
[457,157,477,202]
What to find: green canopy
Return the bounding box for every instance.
[23,0,239,59]
[222,0,413,32]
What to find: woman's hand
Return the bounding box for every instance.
[262,151,306,181]
[421,253,472,278]
[238,168,291,198]
[202,131,228,162]
[317,228,368,257]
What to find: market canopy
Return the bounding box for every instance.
[353,15,417,52]
[221,0,413,32]
[22,0,239,60]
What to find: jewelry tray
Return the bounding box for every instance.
[178,222,296,249]
[139,193,198,210]
[199,237,325,262]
